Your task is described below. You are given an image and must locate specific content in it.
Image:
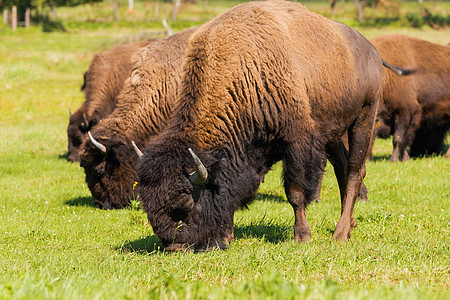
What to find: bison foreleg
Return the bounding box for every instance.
[223,219,234,244]
[283,145,325,242]
[286,189,311,242]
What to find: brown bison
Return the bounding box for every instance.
[79,28,197,209]
[409,94,450,158]
[137,0,390,251]
[67,41,152,162]
[371,34,450,161]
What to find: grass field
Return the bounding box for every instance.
[0,1,449,299]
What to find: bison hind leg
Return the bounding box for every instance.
[332,102,377,241]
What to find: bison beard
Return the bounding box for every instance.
[78,28,197,209]
[137,1,385,251]
[67,41,151,162]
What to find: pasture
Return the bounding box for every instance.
[0,1,449,298]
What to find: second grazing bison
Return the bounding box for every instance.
[137,0,387,251]
[67,41,152,162]
[371,34,450,161]
[79,28,197,209]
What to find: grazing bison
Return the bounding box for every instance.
[67,41,152,162]
[79,28,197,209]
[409,94,450,157]
[370,34,450,162]
[137,0,388,251]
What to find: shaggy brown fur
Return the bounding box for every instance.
[370,34,450,161]
[79,27,197,209]
[67,41,152,162]
[137,0,384,251]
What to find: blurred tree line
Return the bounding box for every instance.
[0,0,101,19]
[1,0,448,30]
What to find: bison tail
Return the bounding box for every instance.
[382,59,416,76]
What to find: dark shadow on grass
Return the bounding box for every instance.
[117,224,292,255]
[116,235,164,255]
[65,196,96,208]
[58,152,69,160]
[255,193,286,203]
[234,224,291,244]
[369,154,391,162]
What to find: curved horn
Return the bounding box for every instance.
[188,148,208,187]
[88,131,106,154]
[131,141,143,159]
[69,107,72,117]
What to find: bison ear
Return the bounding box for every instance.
[81,113,89,130]
[188,148,208,187]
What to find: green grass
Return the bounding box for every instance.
[1,2,449,299]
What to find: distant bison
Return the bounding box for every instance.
[409,94,450,158]
[137,1,388,251]
[67,41,152,162]
[79,28,197,209]
[371,34,450,161]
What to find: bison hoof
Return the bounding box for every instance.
[351,217,357,229]
[165,243,189,252]
[294,226,311,242]
[223,232,234,244]
[294,235,311,242]
[332,226,351,241]
[389,156,399,162]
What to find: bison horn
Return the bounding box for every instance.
[188,148,208,187]
[69,107,72,117]
[88,131,106,154]
[131,141,143,159]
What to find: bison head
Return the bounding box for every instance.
[67,110,98,162]
[137,140,262,252]
[79,128,139,209]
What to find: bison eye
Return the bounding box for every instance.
[95,165,105,176]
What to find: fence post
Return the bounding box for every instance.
[162,19,172,36]
[50,7,56,19]
[3,9,7,24]
[129,0,134,10]
[114,2,118,22]
[171,0,181,21]
[12,6,17,30]
[25,8,31,27]
[154,2,159,17]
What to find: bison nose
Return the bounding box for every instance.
[94,198,112,210]
[102,201,112,210]
[67,153,79,162]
